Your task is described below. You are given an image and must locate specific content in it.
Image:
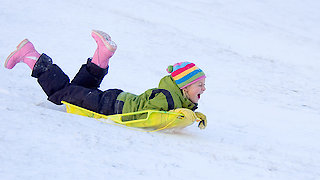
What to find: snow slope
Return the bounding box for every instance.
[1,0,320,179]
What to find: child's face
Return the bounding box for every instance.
[183,78,206,104]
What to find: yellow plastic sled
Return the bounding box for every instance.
[62,101,195,131]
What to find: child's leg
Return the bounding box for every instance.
[34,55,123,115]
[70,30,117,89]
[32,54,100,106]
[32,54,70,104]
[70,59,108,89]
[4,38,121,115]
[4,39,69,104]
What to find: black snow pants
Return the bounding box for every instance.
[33,54,123,116]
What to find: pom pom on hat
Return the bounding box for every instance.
[167,62,206,89]
[166,65,173,73]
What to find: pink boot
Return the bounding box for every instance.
[4,39,41,70]
[91,30,117,69]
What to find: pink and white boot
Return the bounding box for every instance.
[4,39,41,70]
[91,30,117,69]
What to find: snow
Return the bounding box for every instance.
[1,0,320,179]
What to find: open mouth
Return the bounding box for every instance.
[198,94,201,99]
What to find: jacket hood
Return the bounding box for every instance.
[158,75,180,93]
[158,75,198,110]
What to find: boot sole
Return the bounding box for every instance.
[92,30,117,52]
[4,39,29,69]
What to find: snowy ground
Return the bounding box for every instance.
[1,0,320,179]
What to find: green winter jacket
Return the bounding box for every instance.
[114,75,198,114]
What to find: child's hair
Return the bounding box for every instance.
[182,88,190,100]
[166,61,206,89]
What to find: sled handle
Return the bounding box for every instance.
[115,110,184,125]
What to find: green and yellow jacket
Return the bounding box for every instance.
[114,75,198,114]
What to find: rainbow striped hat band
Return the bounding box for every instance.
[167,62,206,89]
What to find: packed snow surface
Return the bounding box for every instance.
[1,0,320,179]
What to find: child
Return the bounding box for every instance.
[4,30,207,129]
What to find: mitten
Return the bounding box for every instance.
[195,112,207,129]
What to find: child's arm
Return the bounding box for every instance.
[144,93,172,111]
[170,109,207,129]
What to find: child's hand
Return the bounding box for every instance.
[170,108,199,122]
[195,112,207,129]
[170,109,207,129]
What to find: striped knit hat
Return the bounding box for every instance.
[167,62,206,89]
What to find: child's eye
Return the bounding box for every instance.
[199,83,205,88]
